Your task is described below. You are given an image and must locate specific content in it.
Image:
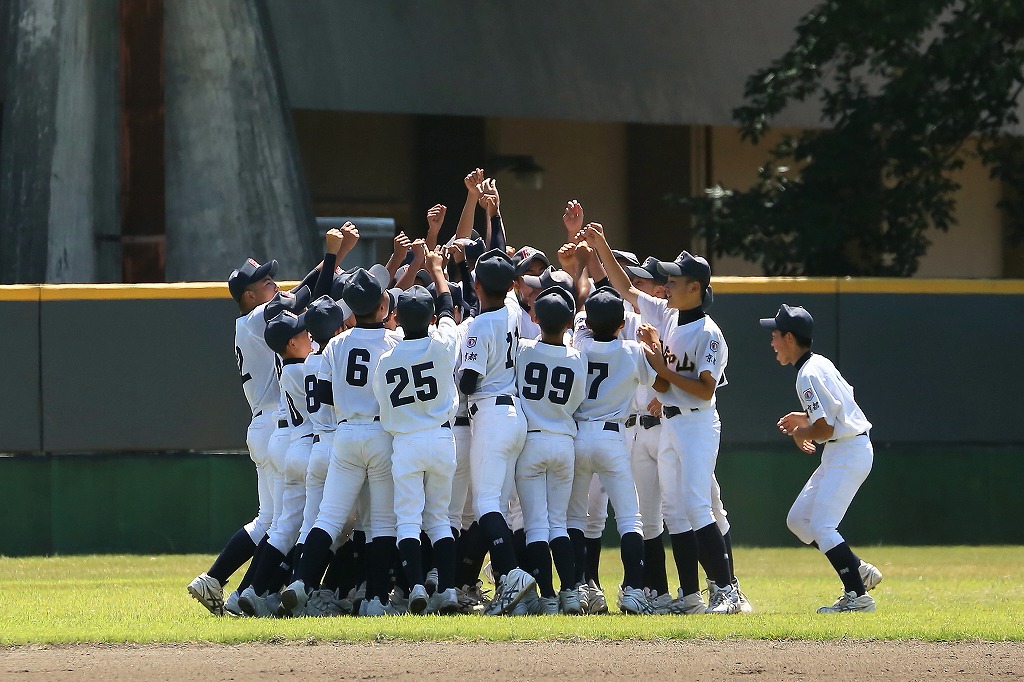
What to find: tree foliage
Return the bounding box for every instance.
[678,0,1024,276]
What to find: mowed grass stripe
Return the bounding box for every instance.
[1,546,1021,645]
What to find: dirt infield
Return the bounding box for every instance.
[4,640,1023,681]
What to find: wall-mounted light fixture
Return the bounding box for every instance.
[488,154,545,190]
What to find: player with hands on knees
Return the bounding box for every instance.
[760,304,882,613]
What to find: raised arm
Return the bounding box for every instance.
[454,168,484,242]
[583,223,641,310]
[384,231,413,280]
[426,204,446,250]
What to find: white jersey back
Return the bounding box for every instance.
[319,327,402,422]
[454,318,473,418]
[574,338,658,423]
[571,309,642,348]
[659,314,728,411]
[797,354,872,443]
[234,303,282,417]
[519,307,541,341]
[460,299,521,403]
[515,340,586,437]
[374,317,461,435]
[280,359,314,439]
[304,352,336,434]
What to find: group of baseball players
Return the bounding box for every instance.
[188,169,883,619]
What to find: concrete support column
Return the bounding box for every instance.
[163,0,316,281]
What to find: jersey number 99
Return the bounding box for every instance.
[521,362,574,405]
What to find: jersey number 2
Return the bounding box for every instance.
[387,362,439,407]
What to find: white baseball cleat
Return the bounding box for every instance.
[426,587,460,614]
[485,568,537,615]
[425,568,439,595]
[223,589,243,617]
[238,586,274,618]
[363,596,401,616]
[409,584,429,615]
[187,573,224,615]
[586,581,608,614]
[817,591,876,613]
[558,588,583,615]
[617,586,655,615]
[705,583,741,615]
[651,590,705,615]
[280,579,309,617]
[302,588,349,617]
[859,561,883,591]
[530,595,559,616]
[709,579,754,614]
[388,587,410,615]
[576,583,591,614]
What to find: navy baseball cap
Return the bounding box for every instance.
[397,285,435,331]
[475,248,516,292]
[512,246,550,276]
[228,258,279,303]
[263,286,311,323]
[611,250,641,267]
[638,256,668,284]
[533,286,575,329]
[264,311,308,354]
[760,304,814,339]
[305,295,346,340]
[656,251,712,289]
[465,237,486,265]
[521,267,576,297]
[585,286,625,329]
[342,267,388,317]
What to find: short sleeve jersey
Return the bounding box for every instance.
[515,340,587,437]
[635,291,678,337]
[280,359,314,439]
[460,298,521,403]
[373,316,461,435]
[573,337,658,423]
[659,314,728,411]
[304,352,335,434]
[234,303,282,417]
[796,353,872,443]
[319,327,402,422]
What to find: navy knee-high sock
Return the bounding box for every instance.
[478,512,517,579]
[526,541,555,597]
[237,535,269,593]
[288,542,303,582]
[670,530,700,596]
[584,537,603,586]
[208,528,257,585]
[296,528,333,590]
[550,536,576,593]
[723,530,736,582]
[620,532,645,590]
[322,530,365,594]
[513,528,530,575]
[825,542,866,595]
[644,532,669,595]
[568,528,587,585]
[250,544,286,595]
[432,536,457,591]
[420,531,434,577]
[694,522,732,588]
[367,536,399,602]
[456,522,485,586]
[398,537,424,589]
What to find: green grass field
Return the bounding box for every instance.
[1,546,1022,645]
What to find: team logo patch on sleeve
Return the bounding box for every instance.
[466,337,477,348]
[803,388,814,402]
[710,340,720,352]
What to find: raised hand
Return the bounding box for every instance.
[562,200,585,239]
[325,228,344,255]
[340,221,360,243]
[575,239,594,263]
[409,239,428,265]
[393,231,412,260]
[426,204,447,234]
[465,168,484,201]
[478,178,499,213]
[637,322,661,350]
[425,247,445,274]
[557,242,579,272]
[448,240,466,264]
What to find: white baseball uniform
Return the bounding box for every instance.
[299,351,334,545]
[234,304,283,542]
[461,298,526,519]
[449,318,475,531]
[569,337,658,537]
[313,327,402,542]
[786,353,873,553]
[373,315,461,544]
[267,358,315,554]
[515,340,587,545]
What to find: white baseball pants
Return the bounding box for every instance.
[584,473,608,539]
[313,421,396,541]
[268,435,312,554]
[662,407,722,531]
[392,427,457,543]
[469,397,526,519]
[569,423,642,537]
[516,432,575,545]
[629,421,665,540]
[448,422,474,530]
[267,426,291,526]
[787,435,873,553]
[299,432,333,544]
[244,412,276,542]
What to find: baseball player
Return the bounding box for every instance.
[281,267,403,617]
[372,248,462,615]
[569,286,661,615]
[238,309,316,616]
[459,248,537,615]
[760,304,883,613]
[514,286,588,615]
[188,254,324,616]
